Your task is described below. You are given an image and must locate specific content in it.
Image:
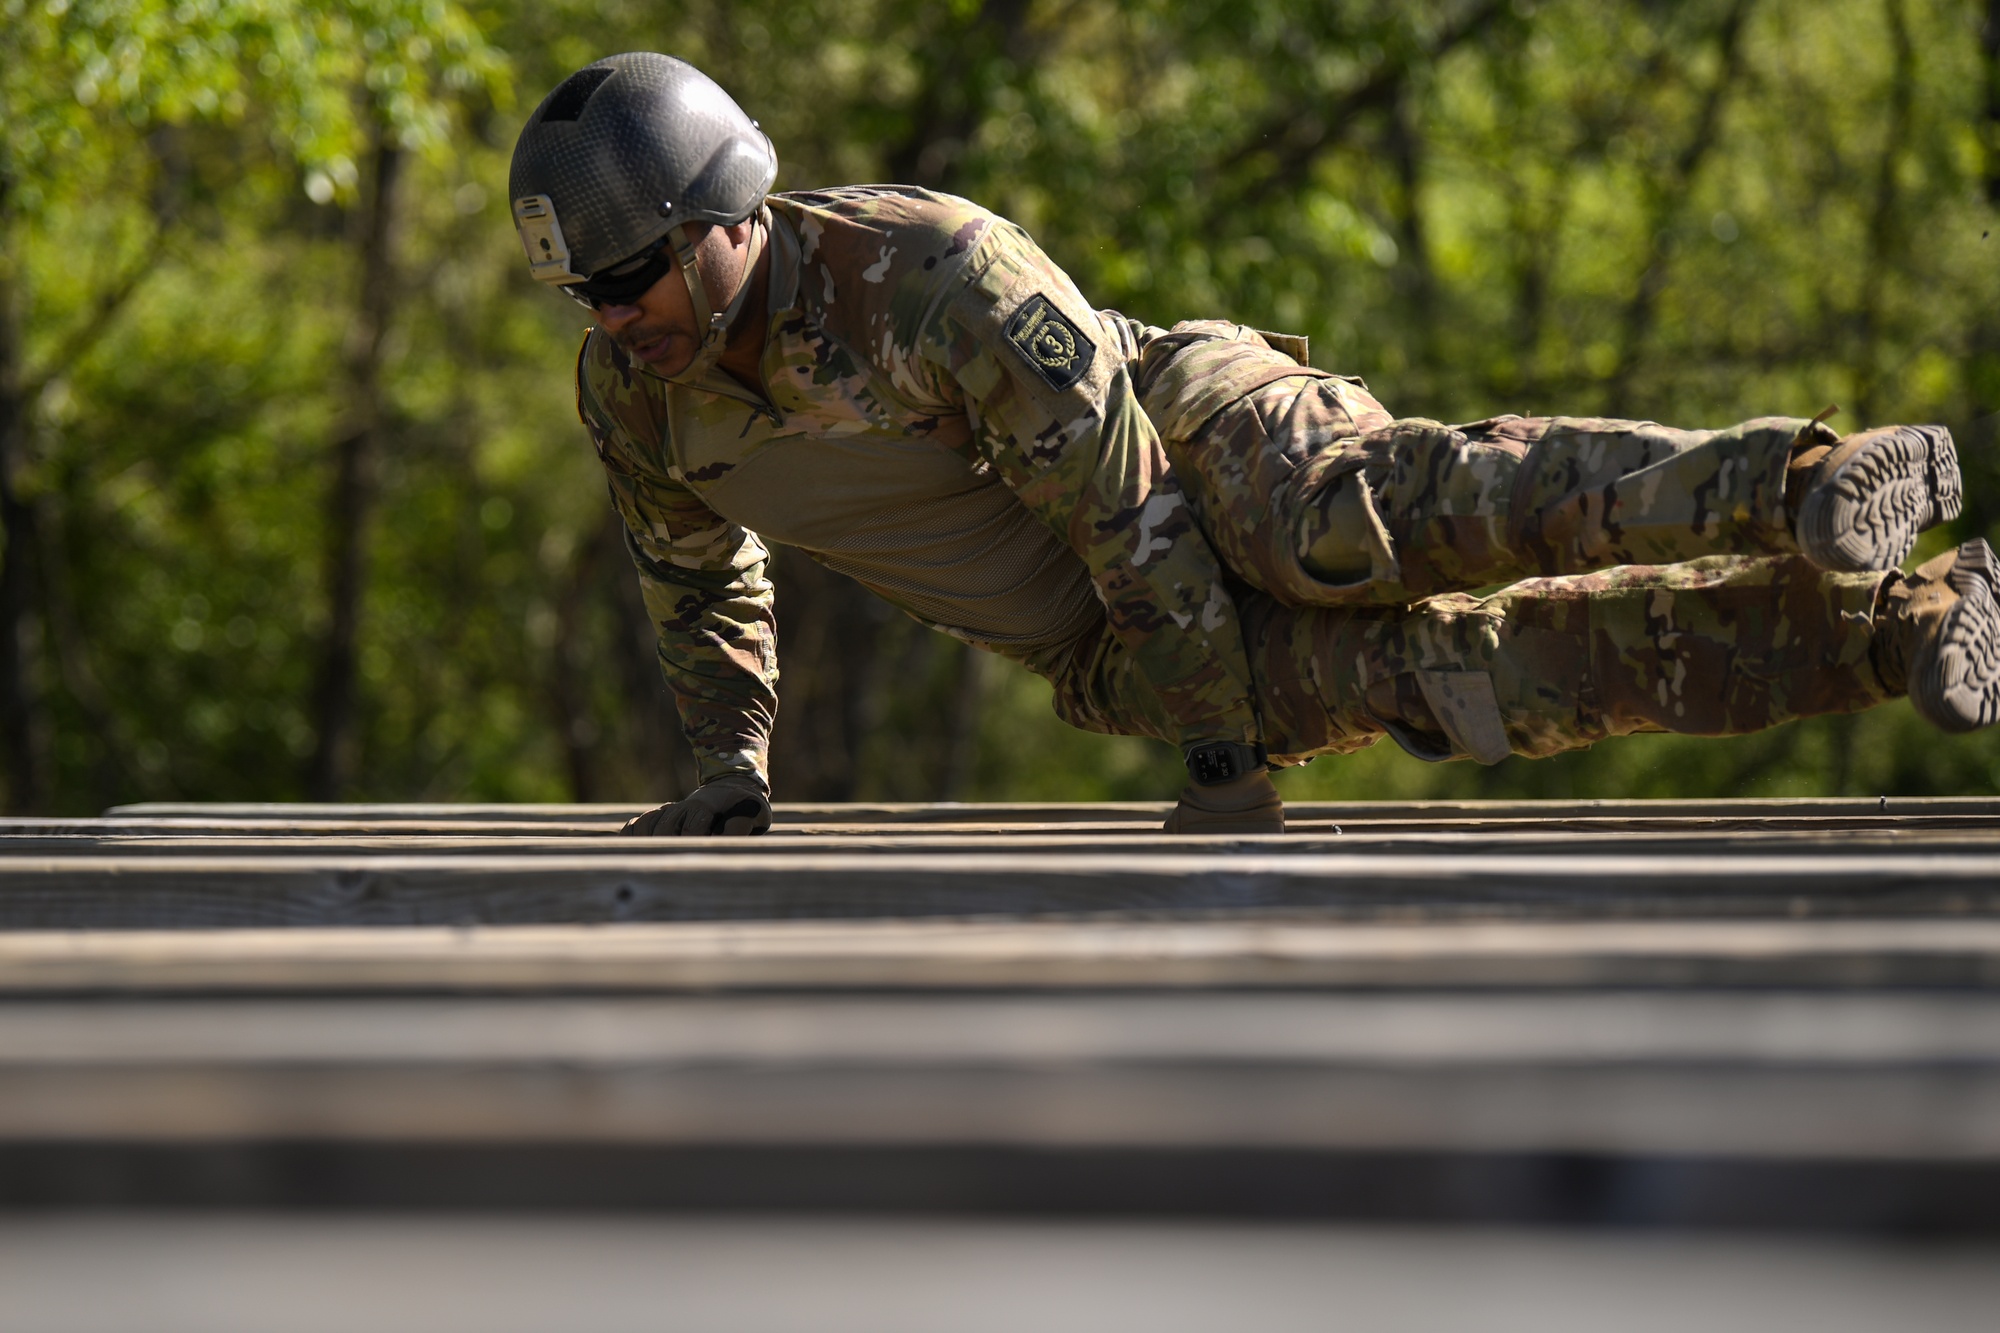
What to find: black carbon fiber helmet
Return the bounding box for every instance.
[508,53,777,289]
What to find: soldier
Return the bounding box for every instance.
[507,53,1997,836]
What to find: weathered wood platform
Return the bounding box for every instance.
[9,1217,1998,1333]
[3,798,1997,1226]
[5,796,2000,929]
[6,918,2000,992]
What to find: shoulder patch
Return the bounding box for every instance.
[1004,294,1096,392]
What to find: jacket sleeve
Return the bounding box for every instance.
[911,222,1264,753]
[576,335,778,788]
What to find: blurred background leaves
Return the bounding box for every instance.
[1,0,1997,812]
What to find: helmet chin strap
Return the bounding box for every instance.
[664,207,769,384]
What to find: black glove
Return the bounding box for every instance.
[621,774,773,837]
[1161,769,1285,834]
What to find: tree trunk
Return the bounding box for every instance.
[882,0,1034,189]
[306,130,403,800]
[1851,0,1915,428]
[766,550,885,801]
[1387,89,1439,405]
[938,644,989,800]
[1965,0,2000,538]
[552,511,704,804]
[548,524,606,803]
[605,526,699,803]
[1986,0,2000,208]
[1602,0,1753,417]
[0,178,47,812]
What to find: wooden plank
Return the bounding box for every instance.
[97,801,1173,825]
[10,1220,2000,1332]
[18,813,2000,840]
[13,991,1997,1066]
[7,1142,2000,1222]
[1,848,1999,928]
[2,918,1999,992]
[4,817,630,838]
[0,991,1997,1158]
[11,816,2000,844]
[11,824,2000,858]
[104,801,696,823]
[102,797,2000,824]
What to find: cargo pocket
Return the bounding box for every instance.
[1413,669,1513,765]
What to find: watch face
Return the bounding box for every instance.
[1189,746,1241,785]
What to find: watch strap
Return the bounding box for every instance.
[1184,741,1269,787]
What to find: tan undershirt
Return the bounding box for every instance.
[698,427,1104,650]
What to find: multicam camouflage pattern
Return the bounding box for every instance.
[578,349,779,787]
[991,549,1902,767]
[575,189,1903,783]
[1124,327,1901,766]
[1142,326,1836,608]
[1244,555,1897,766]
[577,186,1263,784]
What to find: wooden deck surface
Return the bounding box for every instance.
[5,917,1999,992]
[11,1217,1999,1333]
[3,797,1999,930]
[0,988,1995,1161]
[3,798,1998,1222]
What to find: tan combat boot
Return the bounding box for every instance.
[1875,538,2000,733]
[1791,424,1961,572]
[1162,770,1286,834]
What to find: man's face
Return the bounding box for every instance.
[592,251,703,378]
[591,222,748,379]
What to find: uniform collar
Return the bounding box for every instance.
[763,202,802,318]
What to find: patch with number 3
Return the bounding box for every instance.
[1003,294,1095,392]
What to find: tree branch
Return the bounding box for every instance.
[1852,0,1916,426]
[882,0,1039,190]
[18,223,174,406]
[1200,0,1510,225]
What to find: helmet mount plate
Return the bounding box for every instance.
[512,194,583,285]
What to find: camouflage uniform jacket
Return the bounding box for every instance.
[576,186,1264,786]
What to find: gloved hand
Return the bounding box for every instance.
[621,773,773,837]
[1161,769,1285,834]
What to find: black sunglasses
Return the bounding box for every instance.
[565,238,678,309]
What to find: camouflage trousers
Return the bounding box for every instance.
[1157,362,1838,606]
[1057,336,1899,764]
[1043,553,1895,766]
[1242,555,1895,765]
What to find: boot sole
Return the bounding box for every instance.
[1797,424,1962,572]
[1911,540,2000,733]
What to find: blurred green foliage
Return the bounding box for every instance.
[2,0,1997,812]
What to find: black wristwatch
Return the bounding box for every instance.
[1184,740,1268,787]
